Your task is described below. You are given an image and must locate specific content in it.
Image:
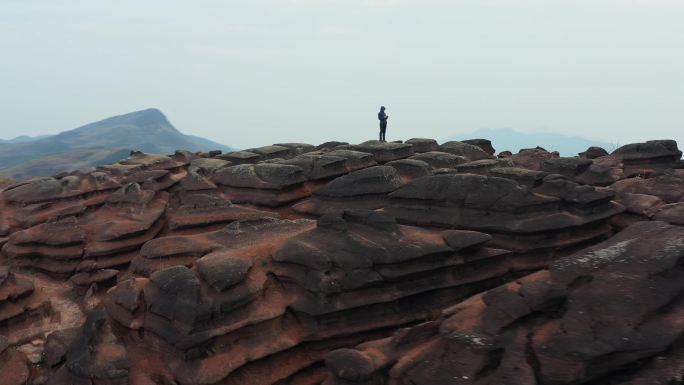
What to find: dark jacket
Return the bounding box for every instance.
[378,111,388,121]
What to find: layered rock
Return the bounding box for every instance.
[167,192,278,233]
[541,157,620,186]
[385,173,624,252]
[277,150,377,181]
[0,335,31,385]
[0,267,51,344]
[106,212,517,385]
[293,166,404,216]
[439,141,495,161]
[462,139,495,155]
[3,183,167,278]
[455,159,515,175]
[610,139,682,176]
[579,145,609,159]
[43,309,130,385]
[213,163,309,207]
[324,221,684,385]
[180,158,230,191]
[1,172,121,229]
[608,170,684,227]
[0,137,681,385]
[129,217,313,276]
[385,159,432,181]
[405,138,439,153]
[351,141,414,163]
[510,147,559,170]
[409,151,468,170]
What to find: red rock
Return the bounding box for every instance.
[405,138,439,153]
[439,141,494,161]
[324,221,684,385]
[0,137,682,385]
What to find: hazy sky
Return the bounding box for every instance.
[1,0,682,148]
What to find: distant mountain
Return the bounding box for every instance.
[0,108,233,179]
[0,134,53,144]
[451,128,615,157]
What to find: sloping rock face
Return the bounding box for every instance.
[292,166,405,215]
[323,221,684,385]
[385,173,624,252]
[0,137,682,385]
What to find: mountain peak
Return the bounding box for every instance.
[0,109,232,179]
[131,107,166,120]
[93,108,170,127]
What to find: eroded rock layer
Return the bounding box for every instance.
[323,221,684,385]
[0,138,681,385]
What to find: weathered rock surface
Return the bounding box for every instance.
[462,138,495,155]
[409,151,469,170]
[323,221,684,385]
[351,141,414,163]
[405,138,439,153]
[385,173,623,252]
[293,166,404,215]
[579,145,609,159]
[439,141,495,161]
[0,137,681,385]
[611,139,682,175]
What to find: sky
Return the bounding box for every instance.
[0,0,682,149]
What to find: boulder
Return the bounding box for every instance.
[579,146,609,159]
[405,138,439,153]
[385,159,432,181]
[351,141,414,163]
[438,141,494,161]
[462,138,495,155]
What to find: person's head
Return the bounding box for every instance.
[380,106,385,111]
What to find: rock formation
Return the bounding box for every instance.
[0,137,681,385]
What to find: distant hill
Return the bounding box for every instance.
[0,108,233,179]
[452,128,614,156]
[0,134,53,144]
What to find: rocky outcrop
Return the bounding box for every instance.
[439,141,495,161]
[610,139,682,176]
[455,159,515,175]
[213,163,309,207]
[44,309,130,385]
[4,183,167,277]
[409,151,468,170]
[0,268,51,344]
[608,170,684,227]
[277,150,377,181]
[293,166,404,215]
[579,145,609,159]
[0,335,31,385]
[405,138,439,153]
[510,147,559,170]
[462,139,495,155]
[105,211,517,385]
[351,141,414,163]
[323,221,684,385]
[385,173,624,252]
[0,137,682,385]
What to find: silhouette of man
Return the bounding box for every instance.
[378,106,388,142]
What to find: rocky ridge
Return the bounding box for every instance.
[0,138,682,385]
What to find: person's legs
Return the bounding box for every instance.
[380,122,387,142]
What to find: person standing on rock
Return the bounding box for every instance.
[378,106,388,142]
